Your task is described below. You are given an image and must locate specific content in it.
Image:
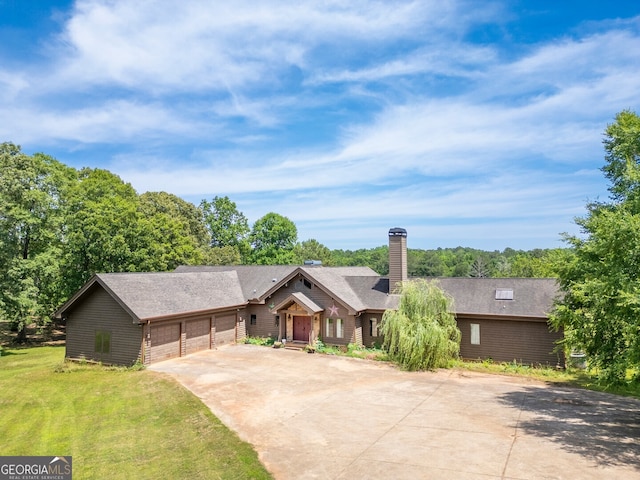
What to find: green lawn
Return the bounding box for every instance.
[0,346,272,480]
[452,358,640,398]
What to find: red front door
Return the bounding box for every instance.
[293,316,311,342]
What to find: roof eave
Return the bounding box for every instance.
[454,311,550,322]
[140,302,248,323]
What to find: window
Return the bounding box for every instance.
[370,318,378,337]
[303,279,312,289]
[274,315,280,327]
[95,330,111,354]
[325,318,333,337]
[336,318,344,339]
[495,289,514,300]
[250,314,257,325]
[470,323,480,345]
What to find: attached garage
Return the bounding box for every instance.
[214,314,236,346]
[186,317,211,354]
[149,322,181,363]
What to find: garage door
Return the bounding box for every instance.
[186,318,211,355]
[215,314,236,346]
[149,322,181,363]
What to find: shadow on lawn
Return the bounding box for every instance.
[0,349,28,357]
[499,385,640,469]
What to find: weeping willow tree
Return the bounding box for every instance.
[380,279,460,371]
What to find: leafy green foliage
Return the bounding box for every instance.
[140,191,210,247]
[0,144,75,340]
[380,279,460,370]
[293,239,334,265]
[249,212,298,265]
[138,191,206,270]
[332,244,571,277]
[244,336,276,346]
[200,196,250,261]
[332,246,389,273]
[552,110,640,386]
[61,168,146,295]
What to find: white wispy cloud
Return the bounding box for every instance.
[0,0,637,249]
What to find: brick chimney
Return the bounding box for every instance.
[388,227,407,293]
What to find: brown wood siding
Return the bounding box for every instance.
[353,317,363,346]
[389,235,407,292]
[214,314,236,346]
[251,277,358,344]
[236,309,247,341]
[185,317,211,354]
[65,286,142,365]
[246,304,280,338]
[149,322,181,363]
[361,312,382,347]
[457,316,564,367]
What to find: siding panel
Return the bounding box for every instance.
[457,316,564,367]
[65,286,142,365]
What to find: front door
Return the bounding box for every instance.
[293,315,311,342]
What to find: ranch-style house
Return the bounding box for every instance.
[56,228,564,366]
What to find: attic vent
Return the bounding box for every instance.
[495,289,514,300]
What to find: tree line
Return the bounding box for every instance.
[331,245,571,278]
[0,141,570,341]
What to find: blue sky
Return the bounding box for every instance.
[1,1,639,250]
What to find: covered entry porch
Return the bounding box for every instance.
[271,292,324,345]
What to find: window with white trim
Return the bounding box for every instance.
[325,318,333,338]
[470,323,480,345]
[336,318,344,338]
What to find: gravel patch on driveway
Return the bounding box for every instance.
[150,344,640,479]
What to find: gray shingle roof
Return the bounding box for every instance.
[344,276,399,311]
[175,265,298,300]
[175,265,379,311]
[272,292,324,314]
[58,271,246,321]
[297,267,379,313]
[58,264,558,324]
[432,277,559,318]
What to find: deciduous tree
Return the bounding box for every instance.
[249,212,297,265]
[380,279,460,370]
[294,238,333,265]
[552,110,640,385]
[0,144,75,340]
[200,196,250,261]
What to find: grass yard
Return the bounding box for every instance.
[0,346,272,480]
[453,358,640,398]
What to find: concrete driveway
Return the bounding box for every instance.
[150,344,640,480]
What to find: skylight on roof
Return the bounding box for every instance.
[495,289,514,300]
